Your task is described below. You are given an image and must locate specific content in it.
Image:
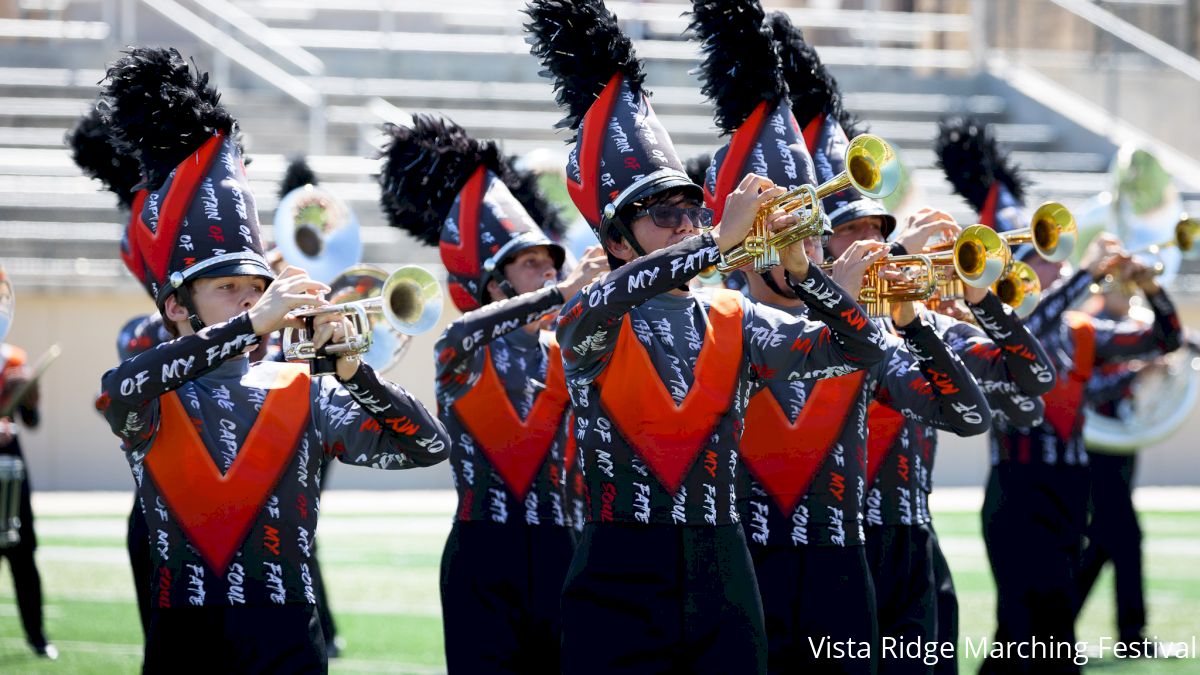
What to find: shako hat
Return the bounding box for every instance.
[770,12,894,237]
[525,0,701,262]
[379,113,565,313]
[99,47,273,328]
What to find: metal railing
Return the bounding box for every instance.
[114,0,327,154]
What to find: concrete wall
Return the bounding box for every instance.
[7,287,1200,491]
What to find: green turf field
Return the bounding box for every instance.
[0,499,1197,674]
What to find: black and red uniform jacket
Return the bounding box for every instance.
[736,301,989,547]
[995,270,1182,466]
[556,233,886,527]
[435,285,581,528]
[99,312,449,608]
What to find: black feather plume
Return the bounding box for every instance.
[99,47,236,190]
[66,104,142,210]
[279,156,318,199]
[935,116,1027,210]
[768,11,866,137]
[685,153,711,187]
[378,113,505,246]
[502,157,567,238]
[690,0,787,135]
[524,0,646,133]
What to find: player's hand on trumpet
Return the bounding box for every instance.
[249,266,330,336]
[713,174,786,253]
[896,207,960,254]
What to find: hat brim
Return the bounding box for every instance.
[602,170,704,239]
[829,199,897,239]
[189,260,277,284]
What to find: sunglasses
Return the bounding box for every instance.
[633,204,714,230]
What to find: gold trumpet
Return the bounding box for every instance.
[819,255,939,318]
[283,265,443,376]
[717,135,902,273]
[992,261,1042,318]
[1130,214,1200,256]
[915,224,1013,290]
[997,202,1077,263]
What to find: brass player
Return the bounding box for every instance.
[528,1,887,671]
[939,116,1183,675]
[379,114,606,673]
[776,19,1057,675]
[95,47,449,671]
[70,101,159,640]
[691,3,990,673]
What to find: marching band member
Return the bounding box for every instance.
[939,117,1183,675]
[70,101,159,641]
[527,1,887,670]
[1073,284,1148,648]
[691,4,989,672]
[379,113,607,673]
[94,47,448,671]
[0,336,54,660]
[774,21,1056,675]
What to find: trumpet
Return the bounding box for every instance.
[283,265,443,376]
[916,224,1013,290]
[1129,214,1200,256]
[819,255,939,318]
[997,202,1077,263]
[992,261,1042,318]
[716,135,902,273]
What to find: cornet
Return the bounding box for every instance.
[913,224,1013,290]
[820,255,938,318]
[996,202,1077,263]
[1129,214,1200,256]
[992,261,1041,318]
[716,135,902,273]
[283,265,443,376]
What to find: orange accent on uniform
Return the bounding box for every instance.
[439,165,485,278]
[452,341,571,500]
[866,402,908,487]
[801,112,828,153]
[595,290,744,494]
[1042,311,1096,441]
[567,73,623,226]
[741,371,867,513]
[706,101,771,221]
[144,364,311,575]
[979,183,1001,229]
[137,133,225,281]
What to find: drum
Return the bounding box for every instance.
[0,454,25,549]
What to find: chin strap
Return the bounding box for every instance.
[761,271,799,300]
[173,285,206,332]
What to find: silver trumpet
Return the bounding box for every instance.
[283,265,443,376]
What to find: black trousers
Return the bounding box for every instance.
[0,445,47,650]
[143,604,325,674]
[746,536,877,675]
[867,523,937,675]
[440,520,574,674]
[980,463,1089,675]
[562,523,766,675]
[1076,451,1145,641]
[128,501,153,637]
[929,525,958,675]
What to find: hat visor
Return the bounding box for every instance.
[188,260,277,284]
[830,199,897,239]
[602,171,704,238]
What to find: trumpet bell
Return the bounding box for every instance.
[274,185,362,283]
[1176,214,1200,255]
[1029,202,1077,263]
[846,134,902,200]
[329,265,404,373]
[381,265,444,336]
[954,225,1010,288]
[993,261,1041,318]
